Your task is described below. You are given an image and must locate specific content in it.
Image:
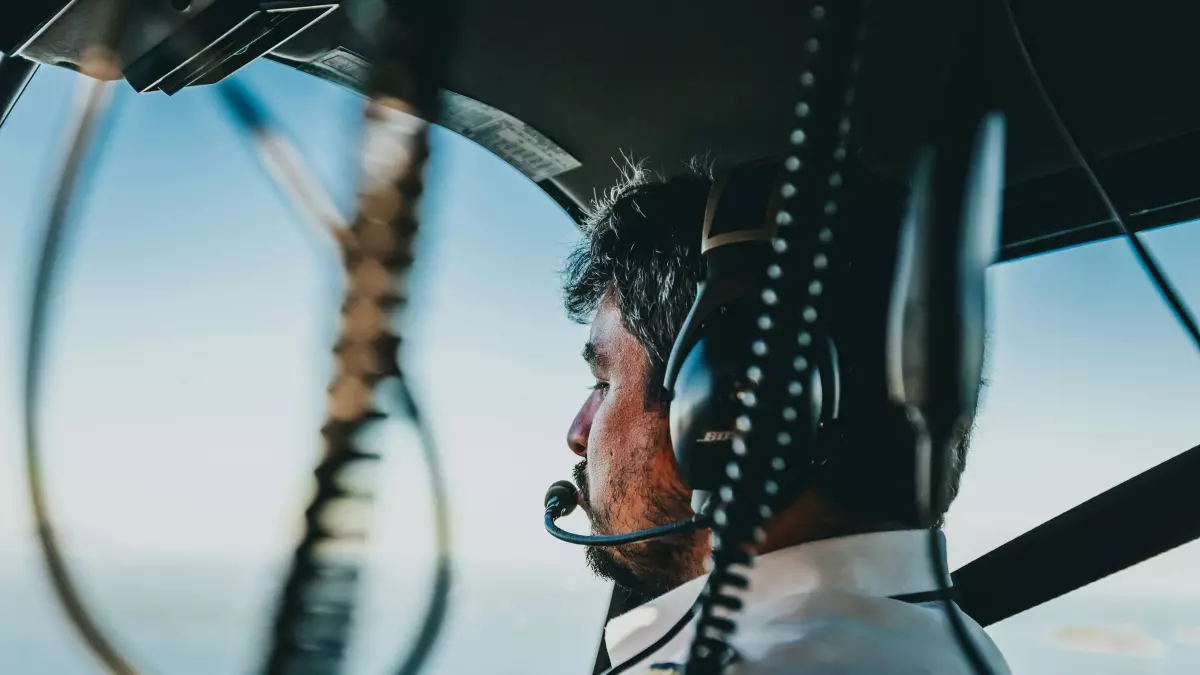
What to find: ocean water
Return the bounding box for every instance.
[2,553,1199,675]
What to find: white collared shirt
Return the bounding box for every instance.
[603,529,1012,674]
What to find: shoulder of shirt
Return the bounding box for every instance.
[654,598,1011,675]
[752,613,1009,675]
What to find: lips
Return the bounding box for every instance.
[576,480,592,513]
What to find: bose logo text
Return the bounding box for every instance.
[698,431,734,442]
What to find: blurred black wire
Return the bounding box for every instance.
[1001,0,1200,356]
[22,60,141,675]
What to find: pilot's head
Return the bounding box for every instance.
[562,158,977,601]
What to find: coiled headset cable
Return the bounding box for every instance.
[682,3,870,674]
[260,3,457,674]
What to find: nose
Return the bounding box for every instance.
[567,399,591,459]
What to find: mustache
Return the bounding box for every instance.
[571,460,589,499]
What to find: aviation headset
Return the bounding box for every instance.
[661,159,841,503]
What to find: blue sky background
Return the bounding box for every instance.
[2,59,1200,673]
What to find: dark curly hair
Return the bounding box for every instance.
[562,158,713,408]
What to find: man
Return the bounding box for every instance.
[561,159,1009,673]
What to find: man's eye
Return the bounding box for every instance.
[590,381,610,392]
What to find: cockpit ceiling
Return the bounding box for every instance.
[277,0,1200,209]
[12,1,1200,248]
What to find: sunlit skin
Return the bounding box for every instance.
[567,293,864,597]
[566,294,708,595]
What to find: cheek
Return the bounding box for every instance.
[587,392,674,507]
[585,399,625,500]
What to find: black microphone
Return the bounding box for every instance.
[543,480,712,547]
[544,480,579,518]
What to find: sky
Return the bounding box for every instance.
[1,58,1200,672]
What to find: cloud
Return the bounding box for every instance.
[1172,626,1200,645]
[1048,624,1166,659]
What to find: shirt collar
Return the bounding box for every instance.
[604,529,949,665]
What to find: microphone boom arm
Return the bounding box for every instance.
[543,481,712,547]
[544,502,711,547]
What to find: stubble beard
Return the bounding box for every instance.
[572,459,703,603]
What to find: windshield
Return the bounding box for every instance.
[944,220,1200,673]
[0,60,608,674]
[0,58,1197,675]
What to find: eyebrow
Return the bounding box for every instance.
[582,341,610,370]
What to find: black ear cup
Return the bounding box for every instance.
[669,302,833,494]
[670,304,762,492]
[669,328,740,493]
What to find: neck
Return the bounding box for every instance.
[755,489,904,555]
